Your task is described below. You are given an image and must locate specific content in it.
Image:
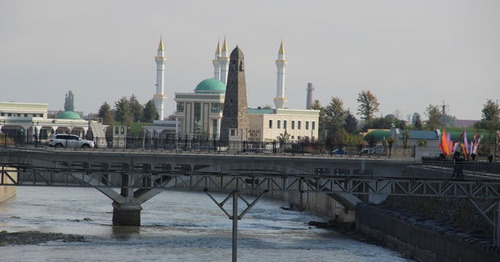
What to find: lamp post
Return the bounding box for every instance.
[2,121,6,147]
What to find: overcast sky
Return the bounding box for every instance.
[1,0,499,120]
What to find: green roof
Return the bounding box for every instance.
[58,111,81,119]
[194,78,226,94]
[364,130,390,141]
[248,108,274,114]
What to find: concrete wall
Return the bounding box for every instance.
[0,168,16,202]
[268,191,355,222]
[356,203,500,262]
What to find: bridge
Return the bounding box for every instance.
[1,147,500,257]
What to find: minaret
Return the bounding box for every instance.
[274,40,287,109]
[306,83,314,109]
[219,36,230,85]
[213,40,221,80]
[153,37,167,120]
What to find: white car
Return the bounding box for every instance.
[48,134,95,148]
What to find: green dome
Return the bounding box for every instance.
[194,78,226,94]
[58,111,81,119]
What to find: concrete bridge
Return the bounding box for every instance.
[1,147,500,247]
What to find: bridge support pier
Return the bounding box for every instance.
[205,189,268,262]
[112,202,142,226]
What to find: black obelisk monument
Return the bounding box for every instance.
[220,46,249,142]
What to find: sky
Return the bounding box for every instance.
[1,0,499,121]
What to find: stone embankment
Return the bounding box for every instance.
[356,203,500,262]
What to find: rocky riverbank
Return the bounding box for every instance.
[0,231,86,246]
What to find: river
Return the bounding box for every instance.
[0,187,409,261]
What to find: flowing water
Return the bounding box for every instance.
[0,187,408,261]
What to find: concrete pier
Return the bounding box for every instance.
[112,202,142,226]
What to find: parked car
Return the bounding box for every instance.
[331,149,347,155]
[48,134,95,148]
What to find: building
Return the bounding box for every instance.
[0,101,104,144]
[169,38,319,142]
[173,78,225,140]
[248,108,319,142]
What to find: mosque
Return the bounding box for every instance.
[152,37,320,143]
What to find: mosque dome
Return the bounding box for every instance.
[58,111,81,119]
[194,78,226,94]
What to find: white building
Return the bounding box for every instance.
[174,78,225,140]
[0,101,104,143]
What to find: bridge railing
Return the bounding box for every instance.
[3,135,498,163]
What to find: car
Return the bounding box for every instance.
[48,134,95,148]
[331,149,347,155]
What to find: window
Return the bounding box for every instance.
[176,103,184,112]
[298,136,301,140]
[277,120,281,129]
[291,136,294,139]
[284,120,287,129]
[305,121,309,130]
[38,114,43,117]
[298,121,301,130]
[268,120,273,129]
[291,121,295,130]
[0,113,4,116]
[312,121,315,130]
[24,114,28,117]
[211,103,220,113]
[193,103,201,133]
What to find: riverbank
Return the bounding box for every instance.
[0,231,86,246]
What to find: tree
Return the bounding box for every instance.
[357,90,379,121]
[98,102,114,125]
[344,110,358,133]
[114,97,133,126]
[414,114,423,129]
[64,91,75,111]
[129,95,144,122]
[425,104,442,130]
[143,100,159,122]
[482,99,500,122]
[310,99,326,141]
[324,97,347,136]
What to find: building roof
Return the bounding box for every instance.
[364,130,390,141]
[248,108,274,114]
[400,130,439,140]
[194,78,226,94]
[58,111,81,119]
[454,119,479,128]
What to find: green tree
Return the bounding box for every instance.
[310,99,327,141]
[425,104,442,130]
[143,100,159,122]
[129,95,144,122]
[98,102,114,125]
[482,99,500,122]
[414,114,423,129]
[324,97,347,136]
[357,90,380,121]
[114,97,133,126]
[344,110,358,133]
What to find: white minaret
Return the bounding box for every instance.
[153,37,167,120]
[274,40,287,109]
[213,40,221,80]
[219,36,230,85]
